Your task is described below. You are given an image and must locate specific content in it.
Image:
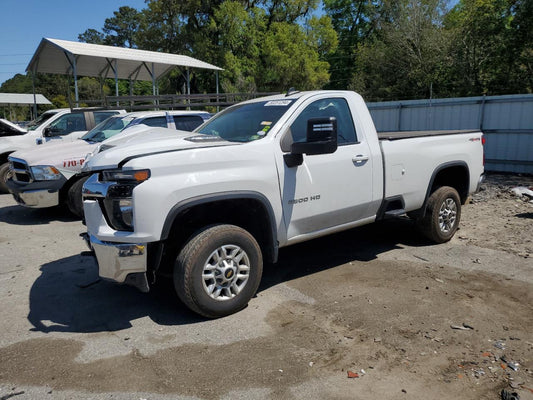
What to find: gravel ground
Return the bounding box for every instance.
[0,172,531,400]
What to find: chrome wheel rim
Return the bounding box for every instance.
[202,245,250,301]
[438,198,457,233]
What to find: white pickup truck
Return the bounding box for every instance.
[81,90,485,318]
[0,108,124,192]
[6,110,211,216]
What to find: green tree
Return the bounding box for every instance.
[445,0,532,95]
[213,2,264,92]
[79,6,142,48]
[323,0,382,89]
[510,0,532,92]
[138,0,335,93]
[349,0,450,100]
[78,29,105,45]
[259,21,331,90]
[103,6,142,48]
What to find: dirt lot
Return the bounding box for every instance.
[0,173,531,400]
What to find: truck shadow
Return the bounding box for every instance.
[27,254,202,333]
[0,203,78,225]
[27,219,431,332]
[259,218,431,292]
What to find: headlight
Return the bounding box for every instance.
[82,152,94,171]
[101,169,150,183]
[98,144,114,153]
[30,165,62,181]
[99,169,150,231]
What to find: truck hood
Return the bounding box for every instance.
[85,127,236,171]
[99,125,197,148]
[10,139,95,166]
[0,131,39,152]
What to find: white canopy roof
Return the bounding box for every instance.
[27,38,223,81]
[0,93,51,106]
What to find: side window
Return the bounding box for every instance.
[94,112,118,125]
[48,113,86,135]
[283,98,357,151]
[142,116,167,128]
[174,115,204,131]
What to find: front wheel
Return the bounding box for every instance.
[0,162,12,194]
[173,224,263,318]
[417,186,461,243]
[67,176,89,218]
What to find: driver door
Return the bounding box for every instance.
[277,97,375,241]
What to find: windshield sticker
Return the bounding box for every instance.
[260,121,272,125]
[265,100,292,107]
[257,125,271,136]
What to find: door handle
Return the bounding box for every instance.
[352,154,369,164]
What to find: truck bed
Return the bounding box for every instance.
[378,129,479,141]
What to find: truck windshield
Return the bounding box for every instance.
[81,115,136,143]
[26,111,58,131]
[196,100,294,142]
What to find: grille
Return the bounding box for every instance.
[9,159,32,184]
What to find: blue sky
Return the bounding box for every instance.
[0,0,148,86]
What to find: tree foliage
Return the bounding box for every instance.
[443,0,532,95]
[349,0,451,100]
[2,0,531,113]
[79,6,142,48]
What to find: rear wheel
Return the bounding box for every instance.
[67,176,89,218]
[0,162,12,194]
[173,224,263,318]
[417,186,461,243]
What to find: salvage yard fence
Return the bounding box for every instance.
[367,94,533,174]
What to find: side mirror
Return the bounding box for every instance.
[291,117,338,156]
[43,126,60,137]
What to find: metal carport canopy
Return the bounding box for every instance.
[26,38,223,106]
[0,93,51,106]
[0,93,52,120]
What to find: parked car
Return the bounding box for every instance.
[0,108,125,192]
[81,90,485,318]
[6,110,211,216]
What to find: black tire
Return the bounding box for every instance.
[174,224,263,318]
[0,162,12,194]
[67,176,89,218]
[417,186,461,243]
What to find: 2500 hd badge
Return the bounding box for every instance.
[288,195,321,205]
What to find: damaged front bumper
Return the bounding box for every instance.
[81,232,149,292]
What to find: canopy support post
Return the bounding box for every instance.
[216,70,219,112]
[151,63,158,109]
[64,52,79,108]
[114,59,119,107]
[186,68,190,95]
[73,59,79,108]
[106,58,119,107]
[151,63,156,96]
[186,68,190,110]
[31,68,37,118]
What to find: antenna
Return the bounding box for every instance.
[286,87,299,97]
